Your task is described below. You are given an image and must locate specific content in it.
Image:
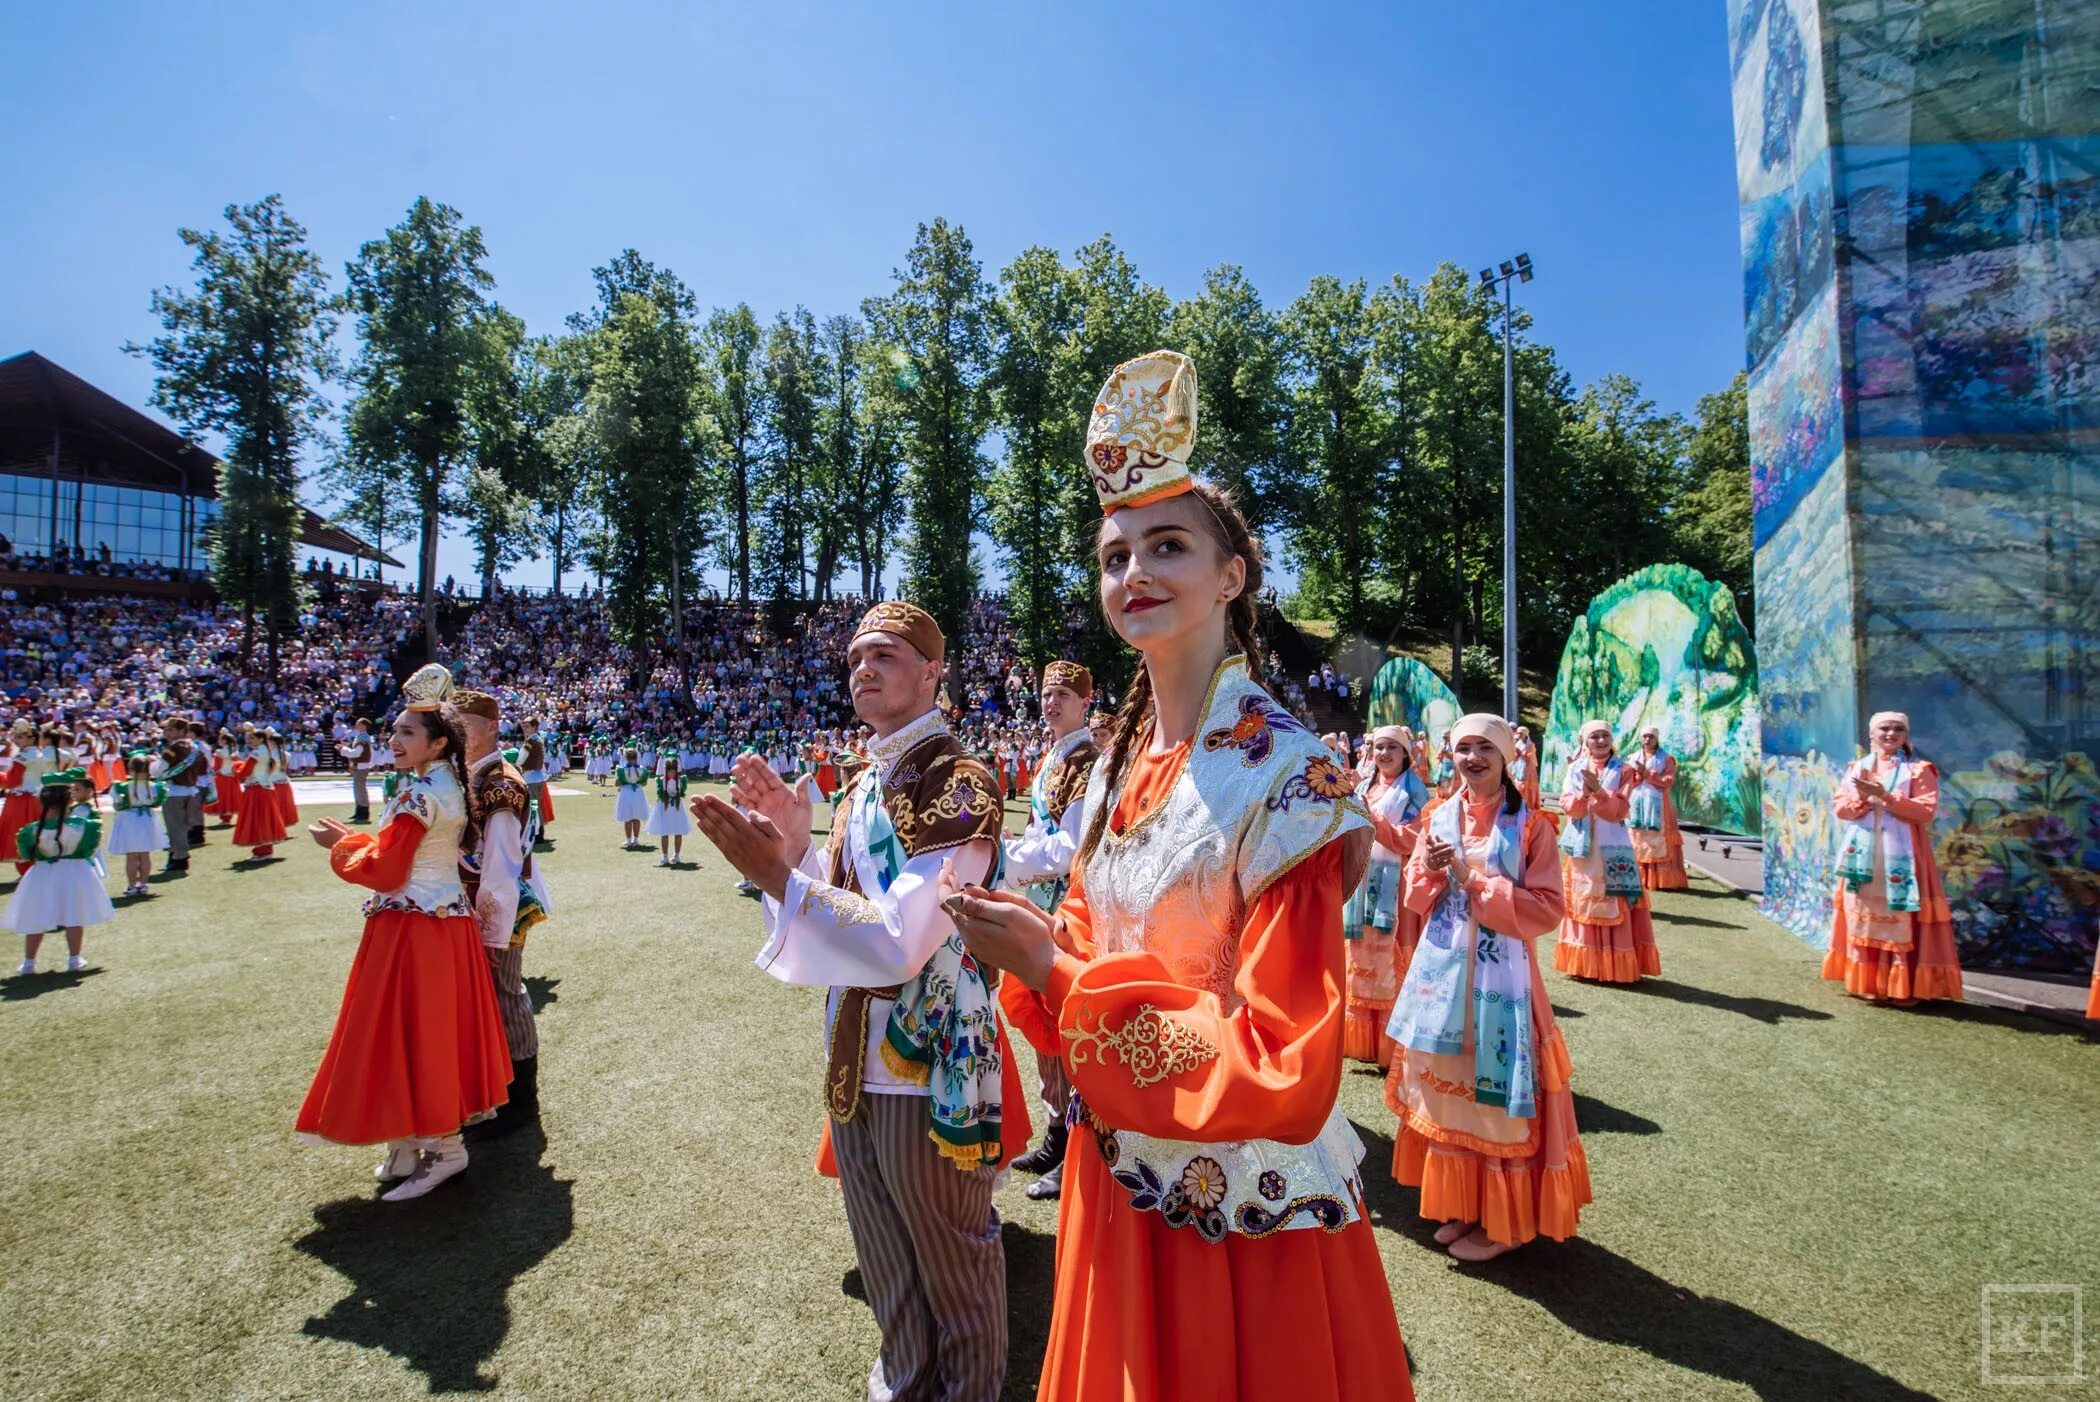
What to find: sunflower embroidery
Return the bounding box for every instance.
[1180,1156,1228,1212]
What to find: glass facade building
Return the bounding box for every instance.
[0,470,217,569]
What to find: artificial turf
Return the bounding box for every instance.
[1,781,2094,1400]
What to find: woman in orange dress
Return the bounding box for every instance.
[1626,725,1689,890]
[210,730,241,823]
[947,350,1411,1402]
[1553,720,1661,983]
[1821,711,1963,1005]
[269,729,300,826]
[297,665,512,1201]
[232,728,288,859]
[1385,712,1589,1261]
[1344,725,1429,1065]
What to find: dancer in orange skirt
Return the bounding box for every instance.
[268,729,300,826]
[1554,720,1661,982]
[2087,954,2099,1021]
[1385,712,1589,1261]
[232,729,288,859]
[1626,724,1689,890]
[0,718,44,872]
[297,665,512,1201]
[1344,724,1429,1065]
[950,351,1412,1402]
[1821,711,1963,1005]
[210,730,242,824]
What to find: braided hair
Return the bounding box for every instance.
[1077,482,1266,866]
[403,705,478,852]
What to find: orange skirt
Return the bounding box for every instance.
[2087,960,2099,1020]
[536,782,555,825]
[275,782,299,825]
[1554,902,1661,983]
[234,783,288,848]
[1820,893,1964,1004]
[1035,1128,1414,1402]
[296,909,513,1145]
[1343,909,1423,1066]
[0,791,41,862]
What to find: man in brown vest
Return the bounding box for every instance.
[693,601,1013,1402]
[452,689,547,1140]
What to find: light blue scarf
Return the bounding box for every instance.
[1387,798,1537,1118]
[1835,757,1920,913]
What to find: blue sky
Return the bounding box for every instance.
[1,0,1745,592]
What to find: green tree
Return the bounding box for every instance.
[126,194,335,675]
[759,309,822,602]
[460,305,543,594]
[866,219,990,646]
[1169,265,1287,527]
[1279,276,1399,636]
[986,245,1084,666]
[587,270,717,688]
[703,304,765,601]
[342,196,496,652]
[1674,371,1752,614]
[850,339,911,599]
[808,314,863,601]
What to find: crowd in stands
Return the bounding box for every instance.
[4,566,1363,768]
[1,537,209,584]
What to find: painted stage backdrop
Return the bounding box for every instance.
[1365,657,1461,749]
[1730,0,2099,971]
[1542,565,1761,834]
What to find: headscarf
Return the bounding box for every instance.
[1450,713,1516,765]
[1578,719,1616,755]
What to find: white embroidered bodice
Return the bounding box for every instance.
[367,763,470,917]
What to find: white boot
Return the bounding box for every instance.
[381,1136,468,1202]
[65,955,86,973]
[374,1140,420,1181]
[16,959,33,976]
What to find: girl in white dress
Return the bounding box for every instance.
[106,752,169,896]
[8,770,113,974]
[646,758,692,865]
[612,748,651,848]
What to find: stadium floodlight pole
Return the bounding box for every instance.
[1477,253,1533,722]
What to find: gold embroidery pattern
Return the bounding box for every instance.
[800,881,885,927]
[885,763,1000,852]
[1063,1004,1219,1088]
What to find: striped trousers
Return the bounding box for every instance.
[483,943,538,1060]
[830,1093,1005,1402]
[1038,1055,1071,1122]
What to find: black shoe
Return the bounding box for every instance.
[466,1057,540,1143]
[1024,1163,1063,1200]
[1011,1122,1067,1176]
[163,860,190,874]
[350,808,370,824]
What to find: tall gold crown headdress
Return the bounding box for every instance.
[402,663,455,713]
[1085,349,1198,513]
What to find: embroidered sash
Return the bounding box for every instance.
[841,761,1008,1170]
[1627,753,1666,831]
[1386,799,1536,1118]
[1558,757,1643,900]
[1835,758,1920,913]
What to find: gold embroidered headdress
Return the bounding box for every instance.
[1042,661,1093,698]
[1086,350,1198,513]
[402,663,455,713]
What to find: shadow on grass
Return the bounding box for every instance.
[1350,1123,1933,1400]
[1550,1003,1585,1019]
[839,1218,1056,1402]
[1571,1091,1661,1136]
[294,1125,573,1393]
[1906,999,2099,1042]
[1657,912,1747,931]
[3,966,105,1000]
[1613,977,1833,1026]
[524,976,560,1014]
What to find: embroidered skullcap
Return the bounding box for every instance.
[853,601,945,663]
[1578,719,1616,749]
[1450,713,1516,764]
[401,663,454,714]
[1086,350,1199,513]
[452,689,500,722]
[1868,711,1910,732]
[1042,661,1093,697]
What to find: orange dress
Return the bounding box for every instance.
[1821,758,1963,1003]
[1384,796,1590,1246]
[0,755,36,868]
[2087,959,2099,1021]
[232,758,288,850]
[1629,751,1689,890]
[295,809,512,1145]
[1553,771,1661,983]
[274,772,300,826]
[1004,741,1413,1402]
[1343,776,1426,1065]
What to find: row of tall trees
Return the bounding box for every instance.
[131,196,1750,685]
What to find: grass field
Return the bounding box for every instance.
[3,780,2095,1400]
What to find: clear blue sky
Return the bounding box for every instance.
[1,0,1745,593]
